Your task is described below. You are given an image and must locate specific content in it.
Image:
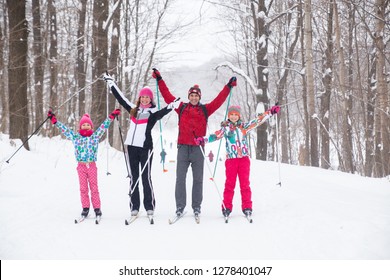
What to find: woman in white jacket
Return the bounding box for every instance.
[103,73,179,217]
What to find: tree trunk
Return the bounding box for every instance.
[7,0,29,148]
[48,0,58,135]
[91,0,109,127]
[304,0,319,167]
[374,0,389,176]
[251,0,270,161]
[319,0,333,170]
[298,0,310,166]
[334,1,354,173]
[107,0,121,148]
[32,0,44,133]
[0,14,8,133]
[77,0,87,116]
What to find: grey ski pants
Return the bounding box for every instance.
[175,145,205,211]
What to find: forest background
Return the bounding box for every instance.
[1,0,389,178]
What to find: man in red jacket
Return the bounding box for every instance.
[152,68,237,217]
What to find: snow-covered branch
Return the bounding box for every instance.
[215,61,261,95]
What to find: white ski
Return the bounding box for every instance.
[168,212,186,224]
[125,214,139,225]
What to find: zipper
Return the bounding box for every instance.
[130,108,143,145]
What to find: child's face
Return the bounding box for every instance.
[140,96,151,105]
[81,123,92,130]
[228,112,240,123]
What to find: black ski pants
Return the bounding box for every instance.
[127,145,155,212]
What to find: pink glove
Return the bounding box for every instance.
[270,105,280,115]
[194,137,208,145]
[47,110,57,124]
[109,108,121,120]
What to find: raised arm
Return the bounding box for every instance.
[205,77,237,116]
[103,73,136,113]
[93,108,121,140]
[241,105,281,133]
[152,68,177,104]
[47,110,76,140]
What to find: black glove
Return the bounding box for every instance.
[227,77,237,89]
[152,68,162,81]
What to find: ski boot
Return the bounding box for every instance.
[81,207,89,217]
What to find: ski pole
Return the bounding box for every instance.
[129,112,174,196]
[6,77,102,164]
[275,112,282,187]
[155,79,167,172]
[116,116,130,178]
[6,117,50,163]
[213,87,233,178]
[56,77,101,110]
[198,144,227,211]
[105,85,111,175]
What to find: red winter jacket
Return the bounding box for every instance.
[158,79,231,145]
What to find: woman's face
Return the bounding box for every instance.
[139,95,151,105]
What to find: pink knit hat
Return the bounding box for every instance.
[79,113,94,129]
[138,86,154,101]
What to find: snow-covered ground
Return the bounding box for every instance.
[1,128,390,279]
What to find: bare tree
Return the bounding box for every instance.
[6,0,29,148]
[273,1,301,164]
[250,0,271,160]
[318,0,334,170]
[0,0,8,133]
[47,0,58,136]
[32,0,44,131]
[304,0,319,167]
[373,0,389,177]
[91,0,109,126]
[77,0,88,116]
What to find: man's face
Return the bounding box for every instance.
[188,93,200,105]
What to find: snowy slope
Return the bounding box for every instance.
[1,130,390,261]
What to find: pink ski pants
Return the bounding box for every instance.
[76,162,101,209]
[222,156,252,211]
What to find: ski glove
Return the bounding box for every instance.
[103,72,114,87]
[270,105,280,115]
[194,137,208,146]
[109,108,121,120]
[47,110,57,125]
[152,68,162,81]
[167,99,181,110]
[227,77,237,89]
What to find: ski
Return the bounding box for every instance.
[74,216,87,224]
[95,215,102,224]
[125,214,139,225]
[224,215,229,223]
[245,214,253,223]
[168,212,186,224]
[194,213,200,224]
[147,214,154,225]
